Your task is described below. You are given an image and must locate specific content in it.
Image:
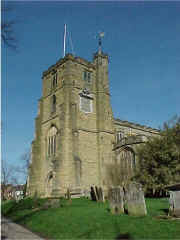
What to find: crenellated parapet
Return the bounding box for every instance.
[42,54,95,77]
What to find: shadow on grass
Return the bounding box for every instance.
[13,209,43,224]
[3,204,43,225]
[78,229,94,239]
[106,207,128,215]
[106,207,110,212]
[115,233,132,240]
[2,202,16,216]
[160,208,169,214]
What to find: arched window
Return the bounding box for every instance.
[47,126,57,156]
[83,70,91,84]
[52,73,57,88]
[126,149,136,169]
[51,95,56,113]
[117,148,135,170]
[117,131,124,142]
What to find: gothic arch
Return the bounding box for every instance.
[45,171,54,197]
[51,95,56,113]
[46,126,58,157]
[45,124,58,136]
[116,146,136,170]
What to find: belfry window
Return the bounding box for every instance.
[117,131,124,142]
[52,72,57,88]
[83,71,91,84]
[47,126,57,156]
[51,95,56,113]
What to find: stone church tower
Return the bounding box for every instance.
[28,47,115,197]
[28,38,160,197]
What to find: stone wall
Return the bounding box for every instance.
[28,52,160,198]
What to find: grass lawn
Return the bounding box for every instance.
[2,197,180,239]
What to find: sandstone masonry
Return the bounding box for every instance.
[27,50,159,197]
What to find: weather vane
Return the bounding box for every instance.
[98,32,105,53]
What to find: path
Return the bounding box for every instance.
[1,217,45,240]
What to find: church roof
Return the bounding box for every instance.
[114,118,160,133]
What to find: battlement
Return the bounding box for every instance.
[42,54,96,77]
[114,118,160,134]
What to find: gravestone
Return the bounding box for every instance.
[125,183,147,216]
[84,189,91,198]
[95,186,100,201]
[66,188,71,199]
[108,186,124,214]
[169,191,180,217]
[90,186,97,201]
[66,188,72,204]
[98,187,105,202]
[165,184,180,217]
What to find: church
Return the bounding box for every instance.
[27,42,159,198]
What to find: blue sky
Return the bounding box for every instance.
[2,1,180,182]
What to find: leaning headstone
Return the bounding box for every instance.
[98,187,105,202]
[95,186,100,201]
[67,188,71,199]
[169,191,180,217]
[125,182,147,216]
[84,189,91,199]
[108,186,124,214]
[66,188,72,204]
[90,186,97,201]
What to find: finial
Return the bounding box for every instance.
[98,32,105,54]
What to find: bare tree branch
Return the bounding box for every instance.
[21,149,31,175]
[1,159,12,185]
[1,159,19,200]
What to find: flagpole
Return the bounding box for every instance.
[63,24,67,57]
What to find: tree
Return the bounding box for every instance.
[20,149,31,178]
[1,149,31,199]
[134,116,180,196]
[1,159,13,185]
[20,149,32,196]
[1,159,19,200]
